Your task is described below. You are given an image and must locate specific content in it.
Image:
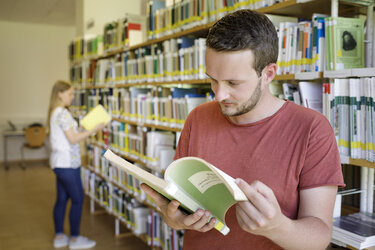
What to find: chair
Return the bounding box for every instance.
[20,125,47,169]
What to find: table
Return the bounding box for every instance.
[3,130,25,170]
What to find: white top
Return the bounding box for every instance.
[49,107,81,168]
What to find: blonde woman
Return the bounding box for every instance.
[48,80,105,249]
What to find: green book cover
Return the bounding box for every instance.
[103,149,247,236]
[332,17,364,70]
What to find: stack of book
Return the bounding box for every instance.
[322,77,375,162]
[332,212,375,249]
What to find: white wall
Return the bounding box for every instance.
[0,21,75,163]
[0,0,143,165]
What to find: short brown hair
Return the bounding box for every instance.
[206,9,278,76]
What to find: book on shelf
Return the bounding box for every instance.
[332,212,375,249]
[325,17,333,71]
[121,13,147,47]
[312,15,327,72]
[80,104,111,131]
[323,77,374,162]
[103,149,248,236]
[330,17,365,70]
[147,0,166,40]
[282,83,301,105]
[298,81,322,113]
[269,81,284,99]
[334,78,350,157]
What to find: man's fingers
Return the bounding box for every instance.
[196,217,216,232]
[166,200,181,216]
[140,183,215,233]
[183,210,214,231]
[236,179,277,219]
[140,183,170,207]
[236,203,260,230]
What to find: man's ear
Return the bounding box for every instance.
[262,63,277,84]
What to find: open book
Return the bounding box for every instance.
[80,105,111,131]
[104,149,247,235]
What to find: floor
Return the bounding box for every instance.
[0,162,149,250]
[0,161,361,250]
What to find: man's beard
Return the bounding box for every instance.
[220,79,262,117]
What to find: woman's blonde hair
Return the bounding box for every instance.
[47,80,72,132]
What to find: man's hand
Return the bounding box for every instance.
[235,178,287,237]
[140,183,216,232]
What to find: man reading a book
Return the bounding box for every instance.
[142,9,345,250]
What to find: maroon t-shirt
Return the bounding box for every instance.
[175,100,345,250]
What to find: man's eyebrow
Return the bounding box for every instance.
[205,73,244,82]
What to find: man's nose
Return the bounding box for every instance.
[214,83,230,102]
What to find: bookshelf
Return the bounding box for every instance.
[69,0,375,249]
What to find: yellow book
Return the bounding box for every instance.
[80,105,111,131]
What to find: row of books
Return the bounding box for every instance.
[269,78,374,162]
[69,14,147,61]
[87,145,146,199]
[69,34,104,62]
[91,0,289,55]
[276,16,364,75]
[269,81,323,113]
[85,147,186,249]
[69,0,290,61]
[147,0,286,40]
[103,13,147,52]
[70,16,366,87]
[81,167,184,249]
[73,86,211,130]
[70,37,207,86]
[322,78,375,162]
[89,124,177,173]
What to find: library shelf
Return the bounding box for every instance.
[84,191,153,247]
[340,156,375,169]
[70,1,375,248]
[112,118,182,133]
[325,68,375,79]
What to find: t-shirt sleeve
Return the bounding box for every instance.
[299,117,345,189]
[56,108,75,132]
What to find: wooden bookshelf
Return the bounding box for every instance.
[82,162,167,250]
[83,164,157,209]
[349,158,375,169]
[70,0,370,65]
[112,117,182,133]
[70,0,375,248]
[83,73,329,89]
[341,155,375,169]
[116,78,211,88]
[89,140,147,166]
[84,188,157,249]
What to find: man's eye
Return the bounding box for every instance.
[229,82,239,86]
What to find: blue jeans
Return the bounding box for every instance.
[53,167,84,237]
